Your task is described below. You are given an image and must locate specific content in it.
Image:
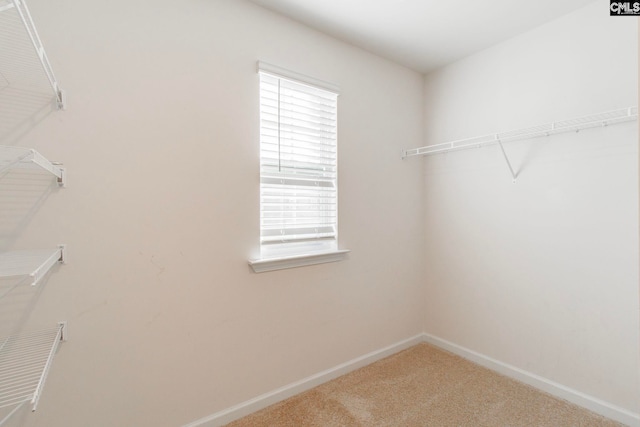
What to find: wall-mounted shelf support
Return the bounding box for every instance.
[1,0,64,109]
[0,323,66,426]
[402,107,638,160]
[0,246,65,288]
[496,138,517,183]
[0,146,66,186]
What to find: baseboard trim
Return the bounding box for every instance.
[182,332,640,427]
[181,334,425,427]
[420,333,640,427]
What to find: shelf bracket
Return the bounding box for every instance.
[0,147,66,186]
[58,321,67,341]
[496,136,517,183]
[28,245,65,286]
[29,150,66,186]
[0,246,66,291]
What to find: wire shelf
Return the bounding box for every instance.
[0,3,66,425]
[402,107,638,158]
[0,0,63,108]
[0,146,65,186]
[0,247,65,289]
[0,324,65,424]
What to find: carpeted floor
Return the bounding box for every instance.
[225,343,624,427]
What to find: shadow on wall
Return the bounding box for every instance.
[0,271,51,337]
[0,87,57,146]
[0,398,30,427]
[0,168,60,251]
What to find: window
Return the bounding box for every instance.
[250,62,348,272]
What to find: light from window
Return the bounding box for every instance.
[259,66,339,258]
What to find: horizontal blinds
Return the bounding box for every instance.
[259,71,338,245]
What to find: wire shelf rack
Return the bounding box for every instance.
[0,146,65,186]
[0,323,65,426]
[0,2,66,425]
[0,0,64,109]
[402,107,638,158]
[0,247,65,291]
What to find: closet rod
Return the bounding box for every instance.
[402,106,638,159]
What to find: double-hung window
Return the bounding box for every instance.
[251,62,348,272]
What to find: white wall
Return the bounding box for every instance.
[3,1,425,426]
[422,0,639,415]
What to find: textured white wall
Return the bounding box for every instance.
[4,1,425,426]
[422,0,639,413]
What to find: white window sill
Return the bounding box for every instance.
[249,249,350,273]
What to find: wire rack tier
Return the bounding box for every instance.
[402,107,638,158]
[0,246,65,289]
[0,0,64,109]
[0,324,65,426]
[0,145,65,186]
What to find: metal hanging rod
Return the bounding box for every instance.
[0,0,64,109]
[402,106,638,159]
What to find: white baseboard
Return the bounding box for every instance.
[182,332,640,427]
[181,334,425,427]
[420,333,640,427]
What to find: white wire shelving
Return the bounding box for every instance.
[0,0,64,109]
[0,246,65,292]
[0,2,67,424]
[402,107,638,181]
[403,107,638,158]
[0,323,66,426]
[0,146,65,186]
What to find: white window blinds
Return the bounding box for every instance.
[259,67,339,250]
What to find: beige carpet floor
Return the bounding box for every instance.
[225,343,624,427]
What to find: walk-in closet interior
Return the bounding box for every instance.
[0,0,638,426]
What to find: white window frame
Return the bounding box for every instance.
[249,62,349,273]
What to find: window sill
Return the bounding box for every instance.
[249,249,350,273]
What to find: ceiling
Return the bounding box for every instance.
[248,0,597,73]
